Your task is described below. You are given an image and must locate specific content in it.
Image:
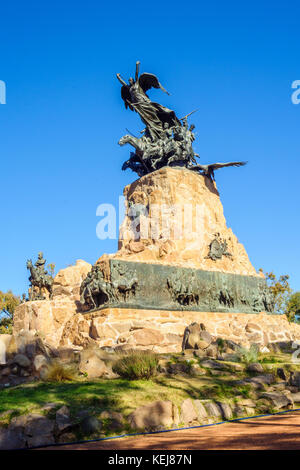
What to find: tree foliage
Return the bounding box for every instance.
[0,290,20,334]
[260,270,292,315]
[286,292,300,323]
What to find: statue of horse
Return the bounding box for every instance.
[26,259,53,300]
[118,135,145,154]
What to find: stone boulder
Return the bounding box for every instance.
[12,354,31,369]
[180,398,198,424]
[128,400,177,430]
[80,416,102,435]
[261,392,293,409]
[247,363,264,374]
[182,323,213,351]
[79,349,114,378]
[127,328,165,347]
[0,335,12,364]
[289,371,300,388]
[53,259,92,300]
[55,406,73,433]
[0,413,55,449]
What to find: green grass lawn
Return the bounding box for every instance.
[0,373,249,420]
[0,354,298,426]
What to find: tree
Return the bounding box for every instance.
[286,292,300,323]
[47,263,56,278]
[0,290,20,334]
[260,270,292,315]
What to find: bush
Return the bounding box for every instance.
[43,360,78,382]
[112,350,159,380]
[234,344,259,364]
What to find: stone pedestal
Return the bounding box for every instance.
[13,167,298,352]
[107,167,260,276]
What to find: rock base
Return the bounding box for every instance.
[59,308,300,353]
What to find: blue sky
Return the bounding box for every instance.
[0,1,299,295]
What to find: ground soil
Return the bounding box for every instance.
[40,410,300,450]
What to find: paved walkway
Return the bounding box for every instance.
[43,411,300,450]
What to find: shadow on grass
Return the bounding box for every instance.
[0,379,147,417]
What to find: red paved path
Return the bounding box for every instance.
[43,411,300,450]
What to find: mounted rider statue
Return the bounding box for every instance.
[26,252,54,300]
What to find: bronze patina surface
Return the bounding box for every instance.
[80,259,274,314]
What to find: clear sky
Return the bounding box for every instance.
[0,1,299,296]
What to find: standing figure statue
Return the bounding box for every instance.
[26,252,54,300]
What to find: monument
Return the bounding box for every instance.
[13,62,300,352]
[80,61,270,315]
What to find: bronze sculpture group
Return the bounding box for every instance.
[117,61,246,179]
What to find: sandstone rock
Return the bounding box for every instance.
[261,392,292,409]
[41,403,60,412]
[193,400,208,420]
[79,350,111,378]
[127,328,164,347]
[114,167,259,277]
[201,359,227,370]
[0,426,26,450]
[167,363,189,375]
[81,416,101,435]
[180,399,198,424]
[128,401,175,430]
[289,371,300,388]
[227,362,244,372]
[14,301,78,349]
[245,323,262,333]
[247,374,275,386]
[272,383,286,391]
[205,344,219,358]
[238,399,256,408]
[247,363,264,373]
[4,413,55,449]
[190,364,206,376]
[218,402,233,420]
[33,354,48,372]
[13,354,31,368]
[290,392,300,403]
[182,323,213,351]
[233,405,245,416]
[277,368,287,381]
[100,410,124,430]
[0,335,12,364]
[204,402,222,418]
[56,406,72,433]
[1,367,11,376]
[25,414,55,438]
[53,259,92,298]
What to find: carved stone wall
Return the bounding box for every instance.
[59,308,300,353]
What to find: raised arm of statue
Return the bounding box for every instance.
[135,61,140,81]
[116,73,127,87]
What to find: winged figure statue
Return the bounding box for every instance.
[116,62,247,181]
[116,61,180,140]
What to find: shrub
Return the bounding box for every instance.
[112,350,159,380]
[43,360,78,382]
[234,344,259,364]
[216,338,226,353]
